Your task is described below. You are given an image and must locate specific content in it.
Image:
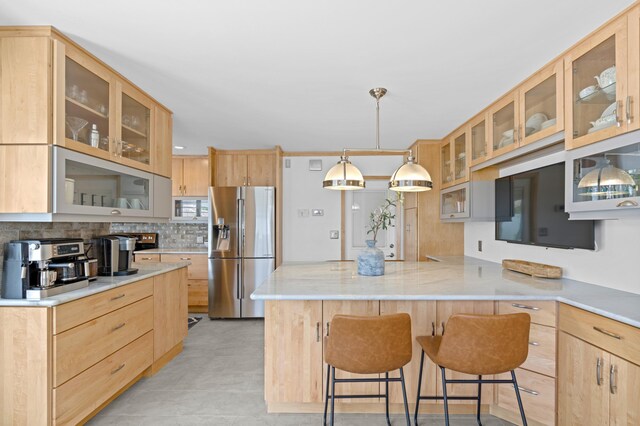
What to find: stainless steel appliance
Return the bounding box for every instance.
[1,238,90,299]
[92,235,138,276]
[208,186,275,318]
[121,232,159,251]
[172,197,209,222]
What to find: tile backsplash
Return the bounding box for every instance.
[110,223,208,248]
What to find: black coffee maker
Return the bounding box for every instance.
[92,235,138,276]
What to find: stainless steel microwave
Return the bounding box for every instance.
[172,197,209,222]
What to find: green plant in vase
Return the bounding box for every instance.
[358,194,401,276]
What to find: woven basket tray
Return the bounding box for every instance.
[502,259,562,279]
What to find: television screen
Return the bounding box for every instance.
[495,162,595,250]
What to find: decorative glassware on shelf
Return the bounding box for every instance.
[65,117,88,142]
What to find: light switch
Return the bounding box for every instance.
[329,230,339,239]
[312,209,324,216]
[297,209,309,218]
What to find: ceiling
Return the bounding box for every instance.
[0,1,635,155]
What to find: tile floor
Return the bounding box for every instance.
[90,319,514,425]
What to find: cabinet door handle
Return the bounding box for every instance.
[326,322,330,337]
[517,386,539,396]
[110,294,125,301]
[511,303,540,311]
[528,341,540,346]
[610,364,617,394]
[518,124,523,143]
[112,322,126,332]
[111,363,125,375]
[616,200,638,208]
[431,322,436,336]
[616,100,623,127]
[316,322,320,342]
[593,326,622,340]
[247,177,251,186]
[111,209,122,215]
[596,357,603,386]
[627,96,632,124]
[441,321,446,335]
[183,185,187,195]
[180,257,191,261]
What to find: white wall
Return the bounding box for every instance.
[464,151,640,295]
[282,155,403,261]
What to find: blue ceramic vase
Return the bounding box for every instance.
[357,240,385,276]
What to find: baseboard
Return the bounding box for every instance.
[267,401,491,415]
[147,342,183,376]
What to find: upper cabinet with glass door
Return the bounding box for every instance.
[441,139,453,187]
[116,82,154,172]
[488,91,518,158]
[565,16,631,150]
[469,112,489,166]
[441,126,469,189]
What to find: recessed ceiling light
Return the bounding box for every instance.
[174,146,185,150]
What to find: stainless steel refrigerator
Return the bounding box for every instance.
[208,186,275,318]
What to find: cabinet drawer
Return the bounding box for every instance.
[161,253,208,280]
[498,301,556,327]
[188,279,208,306]
[522,323,556,377]
[135,253,160,262]
[53,332,153,425]
[53,279,153,334]
[559,303,640,366]
[497,368,556,426]
[53,297,153,387]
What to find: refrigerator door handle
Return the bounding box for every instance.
[241,261,245,299]
[236,263,241,300]
[237,198,243,258]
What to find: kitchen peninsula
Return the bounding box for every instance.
[252,258,640,425]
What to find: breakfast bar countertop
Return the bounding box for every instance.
[0,262,190,307]
[251,257,640,329]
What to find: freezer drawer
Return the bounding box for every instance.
[208,258,241,318]
[242,258,273,318]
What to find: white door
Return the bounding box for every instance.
[344,181,402,260]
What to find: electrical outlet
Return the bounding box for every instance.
[196,236,204,244]
[478,240,483,252]
[312,209,324,216]
[329,230,339,239]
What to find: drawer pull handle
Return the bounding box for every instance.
[616,200,638,208]
[140,257,154,260]
[610,365,617,394]
[593,326,622,340]
[180,257,191,260]
[596,357,603,386]
[511,303,540,311]
[112,322,126,331]
[528,341,540,346]
[111,363,125,375]
[110,294,126,301]
[517,386,539,396]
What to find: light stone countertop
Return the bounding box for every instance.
[250,257,640,329]
[0,262,189,307]
[134,247,208,255]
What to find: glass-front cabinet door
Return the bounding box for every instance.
[116,83,153,172]
[54,147,154,217]
[490,92,518,157]
[469,113,489,166]
[441,183,469,220]
[565,16,629,150]
[452,129,468,185]
[441,140,453,187]
[62,49,114,161]
[519,60,564,146]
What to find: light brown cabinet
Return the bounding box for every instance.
[172,156,209,196]
[153,268,188,361]
[441,127,469,189]
[160,253,209,312]
[215,152,276,187]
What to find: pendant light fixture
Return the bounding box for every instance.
[578,157,636,198]
[322,88,433,192]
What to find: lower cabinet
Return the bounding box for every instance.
[153,267,188,361]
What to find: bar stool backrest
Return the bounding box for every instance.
[436,313,531,375]
[324,313,412,374]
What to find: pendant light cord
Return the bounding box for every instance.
[376,97,380,151]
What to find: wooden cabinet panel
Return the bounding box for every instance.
[0,36,51,145]
[187,279,208,307]
[609,354,640,426]
[53,278,153,334]
[153,268,188,360]
[135,253,160,263]
[264,300,323,403]
[53,296,153,387]
[53,332,153,425]
[247,153,275,186]
[558,332,609,426]
[323,301,380,403]
[496,368,556,426]
[380,300,437,404]
[182,157,209,196]
[161,253,208,280]
[435,301,494,404]
[172,157,184,196]
[497,300,556,327]
[0,145,51,213]
[403,208,417,262]
[521,323,556,378]
[153,106,172,178]
[216,154,247,186]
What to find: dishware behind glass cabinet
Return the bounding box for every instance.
[595,66,616,88]
[66,117,88,142]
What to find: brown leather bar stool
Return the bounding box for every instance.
[323,313,413,426]
[414,313,531,426]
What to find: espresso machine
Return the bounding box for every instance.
[1,238,90,299]
[93,235,138,276]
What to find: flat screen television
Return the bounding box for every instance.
[495,162,595,250]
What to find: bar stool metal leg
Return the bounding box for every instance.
[330,366,336,426]
[511,370,528,426]
[323,364,331,425]
[477,375,482,426]
[385,372,391,426]
[414,350,425,424]
[399,367,411,426]
[440,366,450,426]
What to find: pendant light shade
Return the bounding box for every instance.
[323,156,365,190]
[389,155,433,192]
[578,164,636,197]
